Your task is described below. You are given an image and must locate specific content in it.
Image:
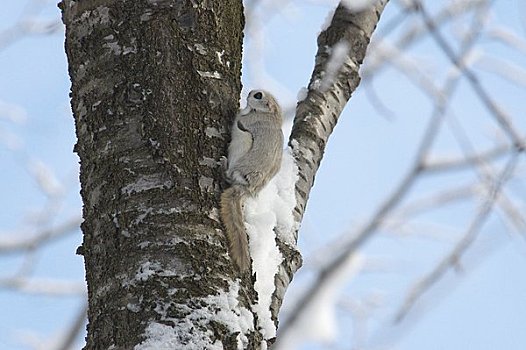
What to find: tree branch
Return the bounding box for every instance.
[0,216,81,254]
[394,151,520,322]
[272,0,390,342]
[415,0,525,151]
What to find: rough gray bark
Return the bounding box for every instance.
[60,0,250,348]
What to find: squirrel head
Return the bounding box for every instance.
[246,90,281,115]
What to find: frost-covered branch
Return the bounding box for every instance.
[415,0,525,151]
[0,216,81,253]
[423,143,511,172]
[362,0,487,78]
[0,0,62,51]
[390,184,476,221]
[55,303,88,350]
[0,216,82,297]
[0,276,86,296]
[394,152,520,322]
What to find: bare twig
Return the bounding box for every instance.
[416,1,525,151]
[56,303,88,350]
[0,216,81,254]
[0,276,86,296]
[394,152,520,322]
[478,54,526,87]
[423,143,511,172]
[367,38,443,99]
[363,0,488,78]
[391,183,476,219]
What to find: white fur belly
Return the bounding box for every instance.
[228,124,252,169]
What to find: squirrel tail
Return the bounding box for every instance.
[220,186,250,271]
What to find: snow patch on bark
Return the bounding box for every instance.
[320,7,336,32]
[296,87,308,102]
[216,50,225,64]
[320,41,350,91]
[197,70,222,79]
[135,282,253,350]
[341,0,378,11]
[121,174,173,195]
[75,6,111,39]
[198,175,214,192]
[204,126,222,138]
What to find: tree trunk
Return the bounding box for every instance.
[60,0,251,348]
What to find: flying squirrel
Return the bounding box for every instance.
[220,90,283,271]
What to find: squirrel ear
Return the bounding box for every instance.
[268,102,277,114]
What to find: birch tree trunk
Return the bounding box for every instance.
[60,0,387,348]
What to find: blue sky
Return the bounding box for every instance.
[1,0,525,349]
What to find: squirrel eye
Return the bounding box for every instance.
[253,92,263,100]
